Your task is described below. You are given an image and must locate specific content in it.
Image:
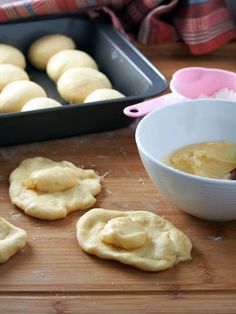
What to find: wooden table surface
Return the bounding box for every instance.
[1,42,236,314]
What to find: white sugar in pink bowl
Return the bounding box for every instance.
[198,87,236,100]
[124,67,236,118]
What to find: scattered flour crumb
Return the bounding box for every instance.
[66,231,74,237]
[138,177,145,186]
[101,172,109,179]
[198,87,236,100]
[122,151,128,159]
[11,211,22,220]
[208,235,224,241]
[32,270,46,277]
[105,188,112,195]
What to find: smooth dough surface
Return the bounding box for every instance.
[47,49,98,81]
[21,97,62,111]
[9,157,102,220]
[0,217,27,264]
[28,34,76,70]
[84,89,125,103]
[0,81,47,113]
[0,44,26,69]
[76,208,192,272]
[0,64,29,92]
[57,67,112,103]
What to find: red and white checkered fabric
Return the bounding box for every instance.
[0,0,235,55]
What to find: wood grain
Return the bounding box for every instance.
[1,293,236,314]
[1,42,236,313]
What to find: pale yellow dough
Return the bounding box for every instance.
[57,67,112,103]
[0,81,47,113]
[0,64,29,92]
[76,208,192,272]
[0,44,26,69]
[84,89,125,103]
[21,97,62,111]
[9,157,101,220]
[47,49,98,81]
[28,34,76,70]
[0,217,27,264]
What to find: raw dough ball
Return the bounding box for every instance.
[57,67,112,103]
[0,64,29,92]
[0,217,27,264]
[9,157,102,220]
[76,208,192,272]
[21,97,62,111]
[0,81,47,113]
[28,34,76,70]
[47,49,98,81]
[0,44,26,69]
[84,89,125,103]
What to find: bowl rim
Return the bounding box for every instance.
[135,99,236,185]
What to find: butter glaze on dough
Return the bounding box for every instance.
[0,217,27,264]
[76,208,192,272]
[9,157,101,220]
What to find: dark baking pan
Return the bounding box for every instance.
[0,14,168,146]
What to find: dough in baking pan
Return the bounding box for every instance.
[57,67,112,103]
[0,44,26,69]
[9,157,102,220]
[28,34,76,70]
[76,208,192,272]
[0,81,47,113]
[21,97,62,111]
[47,49,98,82]
[84,88,125,103]
[0,64,29,92]
[0,217,27,264]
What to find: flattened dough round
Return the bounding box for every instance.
[9,157,102,220]
[76,208,192,272]
[28,34,76,70]
[0,81,47,113]
[57,67,112,103]
[84,89,125,103]
[0,217,27,264]
[0,64,29,92]
[47,49,98,81]
[21,97,62,111]
[0,44,26,69]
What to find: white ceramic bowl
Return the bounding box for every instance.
[135,99,236,221]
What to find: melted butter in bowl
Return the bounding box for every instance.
[162,141,236,180]
[135,100,236,221]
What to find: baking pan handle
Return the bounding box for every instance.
[123,93,184,118]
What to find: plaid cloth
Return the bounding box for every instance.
[0,0,235,55]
